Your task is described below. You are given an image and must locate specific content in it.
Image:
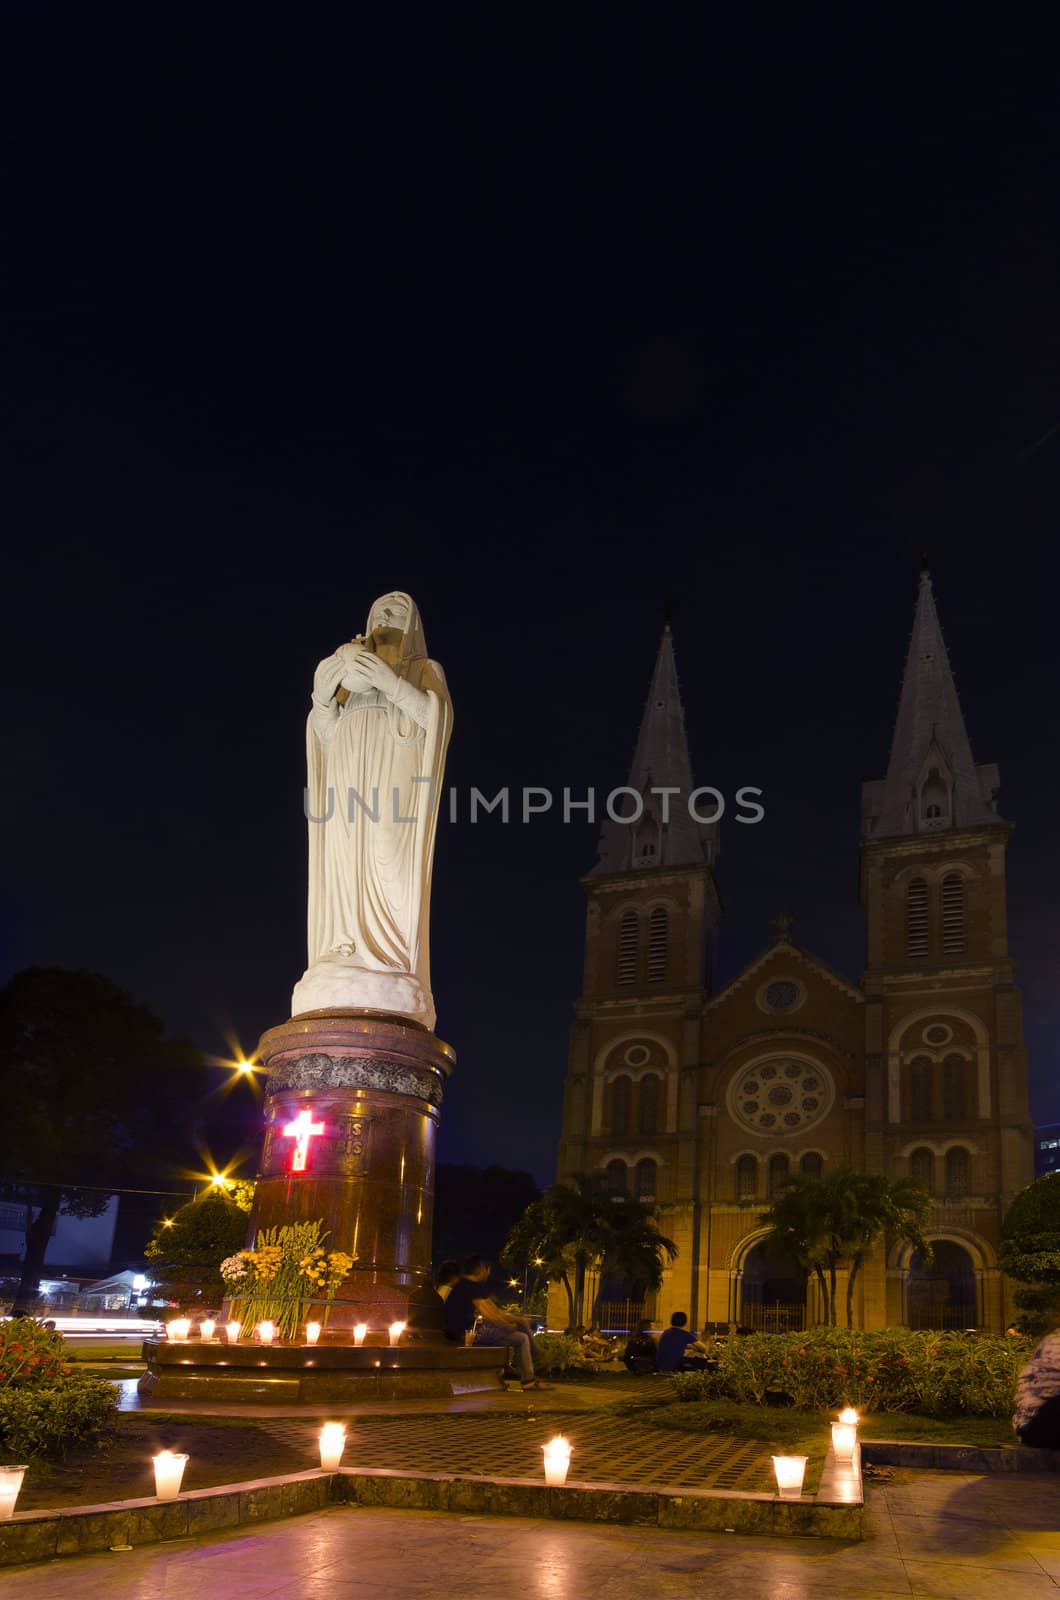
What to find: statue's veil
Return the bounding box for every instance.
[366,591,427,675]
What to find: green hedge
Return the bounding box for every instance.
[0,1317,117,1457]
[533,1333,595,1374]
[669,1329,1032,1419]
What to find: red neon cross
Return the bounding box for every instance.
[281,1108,325,1172]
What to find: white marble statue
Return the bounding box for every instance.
[292,591,453,1029]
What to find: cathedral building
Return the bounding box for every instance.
[554,571,1034,1333]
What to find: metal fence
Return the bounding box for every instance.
[908,1303,978,1331]
[739,1300,807,1333]
[598,1299,656,1335]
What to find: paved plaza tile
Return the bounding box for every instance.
[2,1470,1059,1599]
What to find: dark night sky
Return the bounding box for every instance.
[1,9,1058,1188]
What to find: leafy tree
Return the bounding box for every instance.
[0,967,206,1312]
[502,1172,677,1328]
[144,1191,251,1309]
[1000,1173,1060,1336]
[759,1166,932,1328]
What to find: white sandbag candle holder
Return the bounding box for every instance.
[319,1423,347,1470]
[199,1319,216,1342]
[542,1436,572,1486]
[831,1407,859,1459]
[256,1320,276,1346]
[165,1318,191,1341]
[0,1466,27,1519]
[388,1321,406,1347]
[772,1455,808,1500]
[225,1320,242,1343]
[152,1450,189,1500]
[305,1321,322,1345]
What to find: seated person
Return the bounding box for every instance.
[656,1311,696,1373]
[434,1259,460,1302]
[579,1325,614,1362]
[442,1255,549,1391]
[1014,1326,1060,1449]
[622,1318,658,1376]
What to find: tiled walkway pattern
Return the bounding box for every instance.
[258,1411,779,1491]
[6,1471,1060,1599]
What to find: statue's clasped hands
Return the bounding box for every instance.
[336,642,401,699]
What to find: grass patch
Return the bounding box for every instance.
[647,1398,1022,1452]
[62,1342,146,1363]
[14,1413,311,1511]
[859,1413,1019,1448]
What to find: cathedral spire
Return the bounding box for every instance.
[591,624,716,873]
[869,568,1000,838]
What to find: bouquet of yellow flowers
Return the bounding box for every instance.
[222,1221,355,1339]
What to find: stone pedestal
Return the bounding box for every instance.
[246,1008,454,1339]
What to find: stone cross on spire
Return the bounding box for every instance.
[591,623,716,874]
[870,568,1000,838]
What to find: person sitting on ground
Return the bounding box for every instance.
[434,1260,460,1302]
[579,1324,615,1363]
[442,1255,549,1391]
[622,1318,658,1376]
[1013,1321,1060,1448]
[656,1311,697,1373]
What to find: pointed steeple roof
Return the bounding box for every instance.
[591,625,717,874]
[868,568,1001,838]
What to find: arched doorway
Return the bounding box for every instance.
[739,1238,807,1332]
[907,1240,977,1329]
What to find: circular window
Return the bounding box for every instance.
[623,1044,650,1067]
[758,979,805,1015]
[923,1024,953,1047]
[729,1058,835,1135]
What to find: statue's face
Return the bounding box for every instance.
[369,594,410,638]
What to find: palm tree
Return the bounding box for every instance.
[841,1171,932,1329]
[759,1166,933,1328]
[590,1194,677,1327]
[502,1172,677,1328]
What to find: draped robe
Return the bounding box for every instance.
[292,596,452,1031]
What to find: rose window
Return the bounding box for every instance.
[730,1058,834,1135]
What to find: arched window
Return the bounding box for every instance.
[910,1056,933,1120]
[920,768,949,831]
[945,1146,969,1198]
[941,874,966,954]
[605,1158,628,1195]
[647,907,668,983]
[910,1147,935,1191]
[617,912,638,985]
[638,1074,659,1135]
[735,1154,757,1201]
[635,1157,657,1201]
[906,879,929,958]
[611,1075,631,1136]
[943,1054,967,1120]
[800,1151,823,1180]
[768,1153,790,1199]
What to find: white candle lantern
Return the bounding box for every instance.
[152,1450,189,1500]
[319,1423,347,1470]
[542,1436,572,1486]
[225,1320,242,1343]
[305,1321,321,1345]
[388,1321,406,1347]
[199,1319,216,1342]
[831,1407,860,1459]
[353,1323,368,1347]
[256,1320,276,1346]
[772,1455,808,1500]
[165,1318,191,1341]
[0,1466,27,1520]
